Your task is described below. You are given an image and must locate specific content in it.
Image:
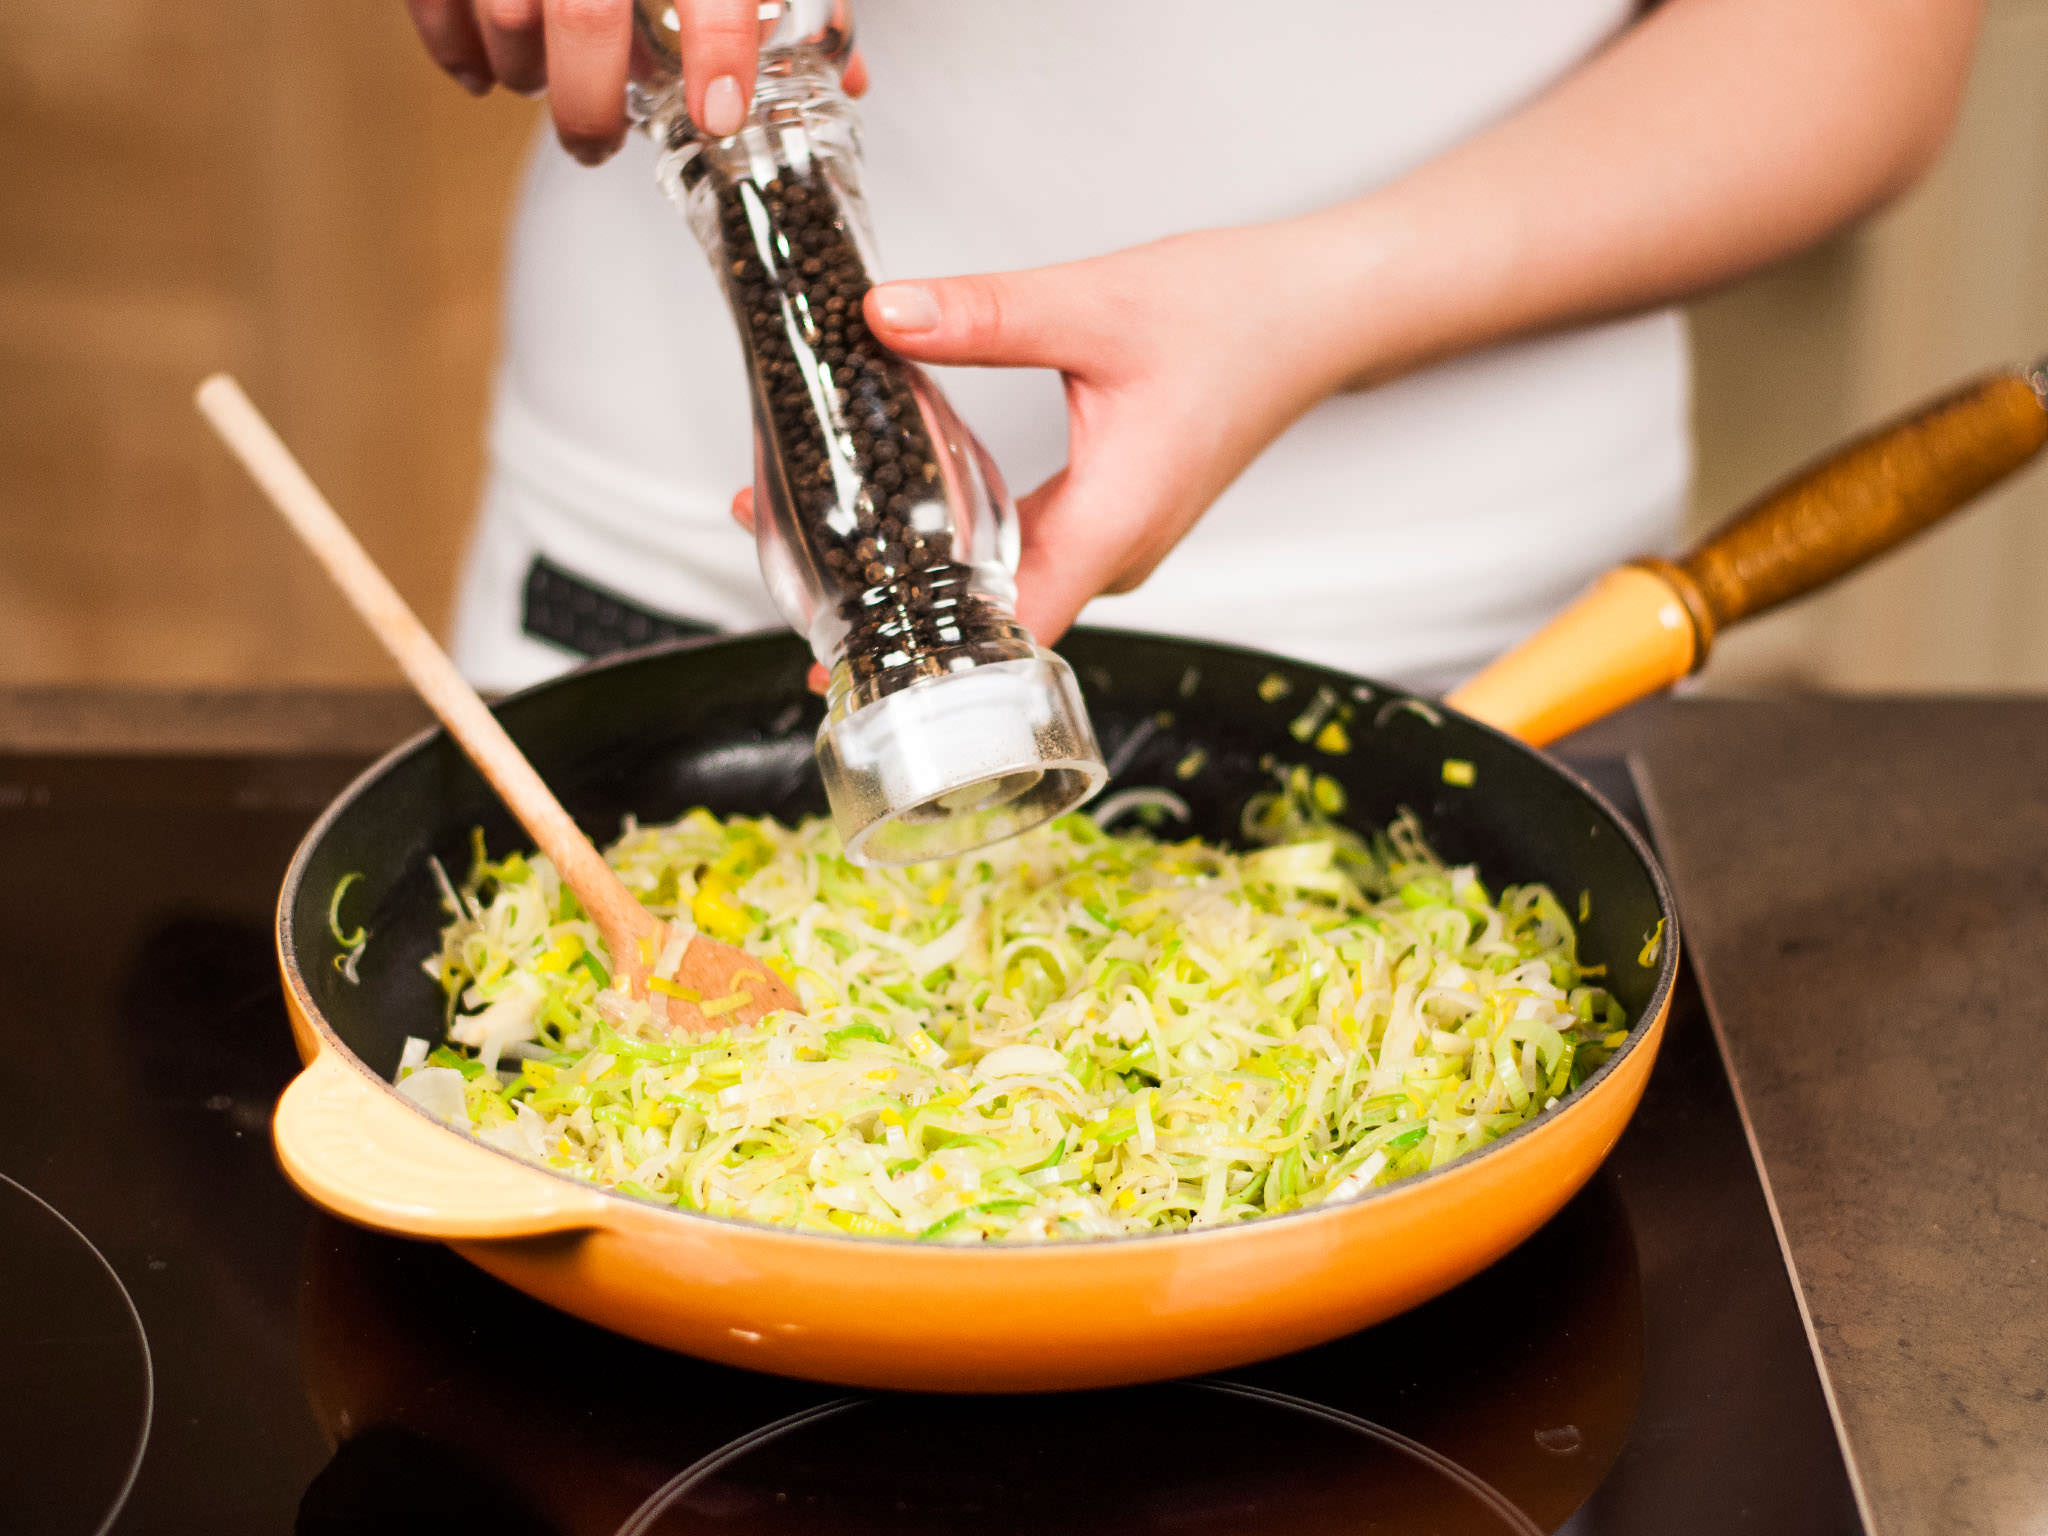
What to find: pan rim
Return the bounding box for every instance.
[276,625,1681,1256]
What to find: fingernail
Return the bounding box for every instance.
[566,139,611,167]
[702,74,744,137]
[870,283,940,334]
[453,69,491,97]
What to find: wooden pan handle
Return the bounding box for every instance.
[1449,363,2048,746]
[1650,368,2048,653]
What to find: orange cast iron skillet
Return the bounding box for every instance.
[270,361,2048,1393]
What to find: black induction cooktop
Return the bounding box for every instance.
[0,749,1862,1535]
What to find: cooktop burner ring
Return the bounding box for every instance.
[0,1171,154,1536]
[616,1396,859,1536]
[1200,1382,1542,1533]
[618,1378,1540,1535]
[0,745,1868,1532]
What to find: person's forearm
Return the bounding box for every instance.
[1301,0,1981,393]
[862,0,1983,642]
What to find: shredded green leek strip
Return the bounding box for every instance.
[329,871,369,982]
[403,769,1625,1243]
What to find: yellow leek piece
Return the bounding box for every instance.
[827,1209,899,1237]
[533,934,585,974]
[691,878,754,943]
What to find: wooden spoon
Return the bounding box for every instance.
[196,373,800,1035]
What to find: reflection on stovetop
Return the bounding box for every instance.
[0,753,1863,1535]
[296,1170,1635,1535]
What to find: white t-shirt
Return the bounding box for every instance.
[453,0,1689,694]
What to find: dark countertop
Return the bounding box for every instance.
[4,685,2042,1536]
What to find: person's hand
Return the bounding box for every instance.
[404,0,866,166]
[860,225,1356,647]
[729,222,1354,681]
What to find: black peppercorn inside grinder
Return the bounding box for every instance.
[626,0,1106,865]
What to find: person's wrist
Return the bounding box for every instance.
[1187,218,1376,429]
[1282,198,1423,396]
[1307,165,1536,394]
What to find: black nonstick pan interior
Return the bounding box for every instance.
[285,628,1675,1091]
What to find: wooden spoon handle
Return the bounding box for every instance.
[194,374,656,951]
[1449,363,2048,746]
[1651,368,2048,651]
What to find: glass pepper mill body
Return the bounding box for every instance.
[627,1,1105,864]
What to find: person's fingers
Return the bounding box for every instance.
[676,0,760,137]
[734,482,821,688]
[541,0,630,162]
[1007,412,1202,645]
[822,0,865,95]
[1008,473,1073,645]
[732,485,805,680]
[477,0,549,95]
[406,0,496,93]
[1007,470,1134,647]
[864,263,1121,373]
[730,485,817,690]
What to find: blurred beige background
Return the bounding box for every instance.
[3,3,2045,692]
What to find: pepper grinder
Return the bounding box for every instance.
[625,0,1106,865]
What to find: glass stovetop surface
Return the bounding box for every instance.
[0,751,1862,1535]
